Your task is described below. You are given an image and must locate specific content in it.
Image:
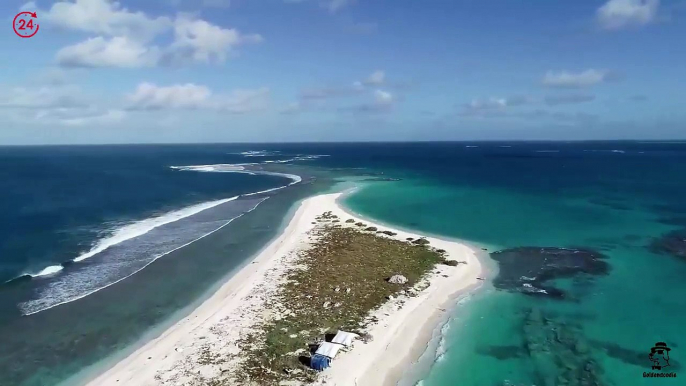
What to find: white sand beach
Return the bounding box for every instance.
[84,193,483,386]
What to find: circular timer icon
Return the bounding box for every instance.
[13,11,39,38]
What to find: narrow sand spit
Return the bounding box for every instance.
[84,193,482,386]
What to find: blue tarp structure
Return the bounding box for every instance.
[310,354,331,371]
[311,342,341,371]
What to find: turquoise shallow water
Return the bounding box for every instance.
[344,173,686,385]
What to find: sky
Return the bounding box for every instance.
[0,0,684,144]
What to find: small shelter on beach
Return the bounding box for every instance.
[331,330,358,347]
[310,330,359,371]
[311,342,341,371]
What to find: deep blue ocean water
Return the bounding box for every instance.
[1,142,685,386]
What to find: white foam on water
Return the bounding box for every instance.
[29,265,64,277]
[465,145,478,148]
[522,283,548,294]
[72,196,239,263]
[582,149,626,154]
[17,198,238,282]
[261,155,329,164]
[19,162,305,315]
[170,164,249,172]
[235,150,280,157]
[229,150,329,161]
[171,164,302,187]
[434,320,451,362]
[20,198,268,316]
[433,293,475,363]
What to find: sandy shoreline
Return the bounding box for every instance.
[84,193,483,386]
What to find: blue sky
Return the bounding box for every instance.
[0,0,684,144]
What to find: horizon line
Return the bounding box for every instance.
[3,139,686,147]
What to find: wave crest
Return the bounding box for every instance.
[16,163,304,315]
[171,164,302,187]
[30,265,64,277]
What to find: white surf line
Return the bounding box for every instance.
[12,197,242,284]
[73,196,240,264]
[27,265,64,278]
[22,198,269,316]
[19,165,302,282]
[171,164,302,193]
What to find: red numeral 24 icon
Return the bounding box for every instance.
[13,11,40,38]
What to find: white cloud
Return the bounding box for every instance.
[0,86,85,109]
[374,89,393,105]
[56,36,161,68]
[0,84,124,126]
[42,0,171,40]
[20,1,37,11]
[466,98,507,111]
[210,87,271,113]
[542,69,610,88]
[127,83,211,110]
[291,72,403,114]
[341,89,394,113]
[458,106,598,125]
[126,82,269,113]
[280,102,303,114]
[461,96,531,114]
[596,0,659,30]
[299,84,364,100]
[325,0,355,13]
[364,70,385,85]
[32,1,262,68]
[170,15,263,64]
[544,94,596,106]
[36,68,71,85]
[42,108,126,126]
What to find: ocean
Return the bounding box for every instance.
[1,142,685,386]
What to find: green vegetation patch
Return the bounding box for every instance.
[233,221,443,385]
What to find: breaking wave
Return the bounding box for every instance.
[74,197,240,263]
[229,150,329,164]
[17,164,304,315]
[583,149,625,154]
[435,320,451,362]
[170,164,302,187]
[235,150,280,157]
[9,197,240,286]
[19,197,268,315]
[28,265,64,278]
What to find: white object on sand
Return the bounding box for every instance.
[331,331,359,347]
[315,342,342,359]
